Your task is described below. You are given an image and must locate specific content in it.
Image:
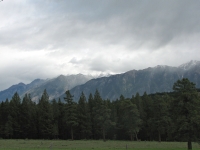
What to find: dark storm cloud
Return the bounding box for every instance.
[1,0,200,51]
[52,0,200,50]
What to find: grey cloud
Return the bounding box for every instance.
[0,0,200,90]
[0,58,60,90]
[1,0,200,51]
[69,57,80,64]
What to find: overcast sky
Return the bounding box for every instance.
[0,0,200,90]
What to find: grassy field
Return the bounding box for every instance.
[0,139,200,150]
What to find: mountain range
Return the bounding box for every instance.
[1,60,200,102]
[0,74,94,102]
[68,60,200,101]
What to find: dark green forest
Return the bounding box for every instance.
[0,78,200,148]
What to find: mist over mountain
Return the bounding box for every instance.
[1,60,200,102]
[24,74,93,102]
[0,79,47,102]
[0,74,93,102]
[68,60,200,101]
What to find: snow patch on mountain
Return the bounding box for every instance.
[178,60,200,70]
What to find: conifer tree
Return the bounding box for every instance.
[119,99,141,141]
[64,90,78,140]
[171,78,200,150]
[20,94,33,138]
[97,100,115,141]
[141,92,153,140]
[4,115,13,138]
[38,89,53,139]
[77,92,91,139]
[150,94,170,142]
[51,99,59,139]
[92,89,103,139]
[57,98,66,139]
[134,92,143,116]
[9,92,21,138]
[107,100,117,140]
[88,93,95,139]
[0,99,11,138]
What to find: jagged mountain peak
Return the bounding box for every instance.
[178,60,200,70]
[29,79,46,85]
[17,82,26,86]
[8,82,26,89]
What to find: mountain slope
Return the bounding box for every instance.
[0,74,93,102]
[0,79,47,101]
[69,60,200,101]
[1,60,200,102]
[25,74,93,102]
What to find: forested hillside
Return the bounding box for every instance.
[1,78,200,149]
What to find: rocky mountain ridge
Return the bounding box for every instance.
[0,74,93,102]
[1,60,200,102]
[68,60,200,101]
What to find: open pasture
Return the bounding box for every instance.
[0,140,200,150]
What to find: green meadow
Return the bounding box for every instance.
[0,140,200,150]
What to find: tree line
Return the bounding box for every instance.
[0,78,200,149]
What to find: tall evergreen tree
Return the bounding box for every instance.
[88,93,95,139]
[9,92,21,138]
[20,93,37,139]
[96,100,115,141]
[0,99,11,138]
[150,94,170,142]
[115,95,127,140]
[141,92,153,140]
[57,98,66,139]
[37,89,53,139]
[171,78,200,150]
[119,99,141,141]
[64,90,78,140]
[29,100,37,139]
[133,92,143,116]
[92,89,103,139]
[77,92,91,139]
[51,99,59,139]
[4,115,13,138]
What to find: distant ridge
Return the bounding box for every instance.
[0,79,47,102]
[24,74,94,102]
[1,60,200,102]
[178,60,200,70]
[68,60,200,101]
[0,74,93,102]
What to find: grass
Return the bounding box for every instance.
[0,139,199,150]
